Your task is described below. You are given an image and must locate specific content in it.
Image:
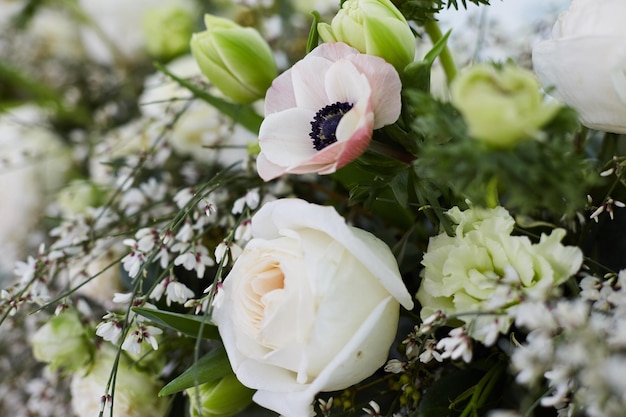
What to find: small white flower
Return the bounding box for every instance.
[437,327,473,363]
[419,339,443,363]
[234,220,252,242]
[383,359,406,374]
[165,280,195,306]
[174,187,195,208]
[231,188,260,214]
[112,292,134,304]
[96,319,123,344]
[150,281,166,301]
[175,221,193,243]
[363,401,381,416]
[121,325,163,354]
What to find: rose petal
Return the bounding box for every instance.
[251,199,414,310]
[251,296,399,417]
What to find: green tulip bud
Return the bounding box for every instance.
[142,5,195,60]
[450,63,561,148]
[186,373,254,417]
[30,309,92,372]
[190,14,277,104]
[317,0,415,71]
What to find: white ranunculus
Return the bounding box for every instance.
[212,198,413,417]
[532,0,626,133]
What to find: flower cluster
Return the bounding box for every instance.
[4,0,626,417]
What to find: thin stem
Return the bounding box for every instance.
[424,19,457,84]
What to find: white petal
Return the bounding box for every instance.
[259,108,317,166]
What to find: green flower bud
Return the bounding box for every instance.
[142,5,195,60]
[190,14,277,104]
[31,309,92,372]
[56,179,105,216]
[71,344,168,417]
[450,63,561,148]
[317,0,415,71]
[186,373,254,417]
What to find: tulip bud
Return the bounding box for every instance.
[30,309,92,372]
[317,0,415,71]
[142,5,195,60]
[450,63,561,148]
[190,14,277,104]
[186,373,254,417]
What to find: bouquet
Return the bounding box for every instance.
[2,0,625,416]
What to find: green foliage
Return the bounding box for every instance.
[394,0,490,24]
[132,307,220,340]
[408,91,595,217]
[159,347,231,396]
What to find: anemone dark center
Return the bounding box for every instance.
[309,101,353,151]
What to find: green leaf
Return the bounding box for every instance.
[159,347,231,396]
[154,62,263,134]
[402,29,451,92]
[132,307,220,340]
[307,11,322,53]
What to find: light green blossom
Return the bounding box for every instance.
[416,206,583,343]
[450,64,561,147]
[70,344,167,417]
[31,309,92,372]
[142,5,195,60]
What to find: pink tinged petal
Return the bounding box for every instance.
[256,153,289,182]
[309,42,360,62]
[347,54,402,128]
[297,94,374,174]
[265,69,296,115]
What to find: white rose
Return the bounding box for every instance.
[532,0,626,133]
[212,198,414,417]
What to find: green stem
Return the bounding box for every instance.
[424,19,457,84]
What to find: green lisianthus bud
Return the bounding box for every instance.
[30,309,92,372]
[190,14,277,104]
[187,373,254,417]
[317,0,415,71]
[142,5,195,60]
[56,179,105,216]
[450,63,561,148]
